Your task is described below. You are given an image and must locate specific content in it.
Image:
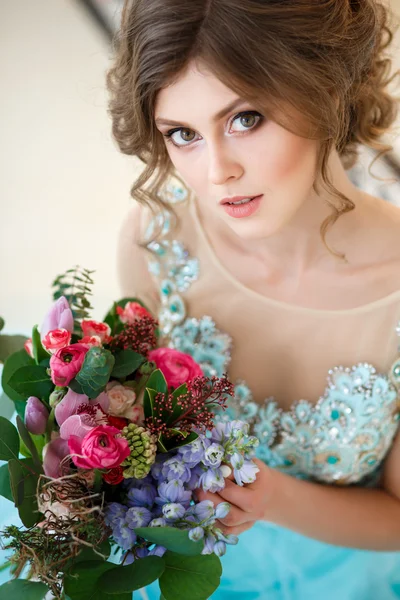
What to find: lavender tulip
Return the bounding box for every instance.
[40,296,74,339]
[25,396,49,435]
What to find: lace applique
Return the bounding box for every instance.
[145,183,400,486]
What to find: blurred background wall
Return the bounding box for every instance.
[1,0,400,340]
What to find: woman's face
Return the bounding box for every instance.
[154,62,320,241]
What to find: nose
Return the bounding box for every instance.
[207,139,244,185]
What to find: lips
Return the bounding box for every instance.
[220,195,259,205]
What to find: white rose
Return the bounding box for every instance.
[106,381,137,418]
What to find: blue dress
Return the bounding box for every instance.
[141,183,400,600]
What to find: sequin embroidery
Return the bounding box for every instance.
[145,183,400,486]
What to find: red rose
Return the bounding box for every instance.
[107,415,129,430]
[116,302,152,324]
[103,466,124,485]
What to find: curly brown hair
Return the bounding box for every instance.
[106,0,400,253]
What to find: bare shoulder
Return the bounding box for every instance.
[116,202,160,311]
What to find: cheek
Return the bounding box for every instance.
[254,127,317,187]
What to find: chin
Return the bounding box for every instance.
[224,217,282,241]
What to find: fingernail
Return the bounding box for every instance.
[221,465,232,478]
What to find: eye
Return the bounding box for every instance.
[163,110,263,149]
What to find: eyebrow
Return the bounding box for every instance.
[155,97,247,128]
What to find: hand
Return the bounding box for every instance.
[195,458,273,536]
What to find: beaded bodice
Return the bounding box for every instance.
[144,184,400,487]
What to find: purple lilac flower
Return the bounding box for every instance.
[162,502,186,521]
[202,532,217,555]
[148,545,167,557]
[231,453,259,486]
[215,502,231,520]
[203,443,224,468]
[126,506,153,528]
[161,457,192,483]
[149,517,167,527]
[188,526,205,542]
[198,468,225,493]
[126,484,157,509]
[186,463,204,491]
[192,500,215,522]
[151,454,171,481]
[177,437,207,466]
[104,502,128,527]
[213,541,227,557]
[155,480,192,506]
[113,519,137,551]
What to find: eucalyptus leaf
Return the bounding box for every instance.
[0,579,49,600]
[0,334,27,364]
[0,463,13,502]
[0,416,19,460]
[159,552,222,600]
[68,377,84,394]
[7,365,53,400]
[1,348,34,403]
[134,527,204,556]
[111,349,145,378]
[98,556,165,593]
[146,370,168,394]
[31,325,50,365]
[75,347,115,399]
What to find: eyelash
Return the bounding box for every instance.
[163,110,264,149]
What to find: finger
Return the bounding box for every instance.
[216,520,255,537]
[216,504,250,528]
[217,478,252,512]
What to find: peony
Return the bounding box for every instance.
[40,296,74,339]
[80,320,112,344]
[106,381,144,423]
[42,328,72,353]
[116,301,152,324]
[49,343,90,387]
[68,425,130,470]
[148,348,203,388]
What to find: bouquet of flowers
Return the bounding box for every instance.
[0,267,259,600]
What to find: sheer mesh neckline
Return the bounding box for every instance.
[188,190,400,317]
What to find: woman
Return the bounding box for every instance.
[111,0,400,597]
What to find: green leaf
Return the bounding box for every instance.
[143,388,158,421]
[31,325,50,365]
[0,391,16,420]
[0,579,49,600]
[0,417,19,460]
[0,463,13,502]
[16,415,43,471]
[0,334,28,364]
[134,527,204,556]
[146,370,168,394]
[75,346,115,399]
[0,317,4,332]
[98,556,165,593]
[7,365,53,400]
[166,383,188,426]
[162,431,199,452]
[111,349,145,379]
[1,348,34,404]
[159,552,222,600]
[8,458,42,527]
[68,377,84,394]
[64,560,130,600]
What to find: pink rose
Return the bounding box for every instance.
[42,328,72,353]
[116,302,152,324]
[68,425,130,470]
[148,348,203,388]
[105,381,143,423]
[49,343,90,387]
[81,320,112,344]
[24,338,33,357]
[79,335,103,347]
